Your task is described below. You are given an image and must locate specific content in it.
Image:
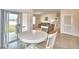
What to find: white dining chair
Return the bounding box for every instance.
[46,31,57,49]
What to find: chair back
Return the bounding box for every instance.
[46,31,57,49]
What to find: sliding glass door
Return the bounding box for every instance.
[8,13,18,42]
[4,11,22,48]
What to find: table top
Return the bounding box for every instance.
[19,30,48,43]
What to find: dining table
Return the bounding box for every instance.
[18,30,48,49]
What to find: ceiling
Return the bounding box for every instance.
[33,9,60,15]
[6,9,33,13]
[6,9,60,14]
[33,9,60,12]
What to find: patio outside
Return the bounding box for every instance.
[8,14,18,42]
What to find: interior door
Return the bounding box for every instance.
[62,14,73,35]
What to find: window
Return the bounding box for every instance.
[33,16,36,24]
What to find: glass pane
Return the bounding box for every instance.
[8,13,18,42]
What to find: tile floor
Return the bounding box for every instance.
[7,33,79,49]
[54,33,79,49]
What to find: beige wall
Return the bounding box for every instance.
[61,9,79,37]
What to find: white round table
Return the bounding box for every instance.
[19,30,48,49]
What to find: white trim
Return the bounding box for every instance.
[61,32,79,37]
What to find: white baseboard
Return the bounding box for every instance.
[61,32,79,37]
